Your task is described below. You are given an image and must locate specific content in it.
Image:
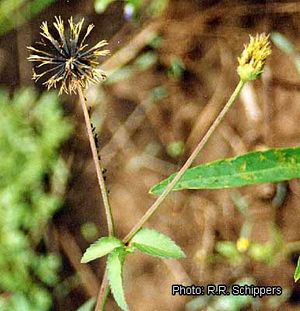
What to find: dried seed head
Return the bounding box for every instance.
[28,16,110,94]
[237,33,271,82]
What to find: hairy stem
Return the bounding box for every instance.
[78,88,115,236]
[123,79,245,242]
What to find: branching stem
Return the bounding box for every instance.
[95,80,245,310]
[123,79,245,242]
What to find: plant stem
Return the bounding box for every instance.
[78,87,115,236]
[283,241,300,255]
[123,79,245,243]
[95,270,110,311]
[95,79,245,310]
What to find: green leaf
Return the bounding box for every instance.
[148,0,169,16]
[81,236,123,263]
[107,248,129,311]
[248,243,274,263]
[167,57,185,80]
[150,147,300,195]
[294,256,300,282]
[0,0,55,36]
[271,32,295,55]
[131,228,185,259]
[81,222,99,242]
[0,88,71,308]
[76,298,96,311]
[166,141,185,158]
[216,241,239,258]
[134,51,157,70]
[215,241,243,266]
[94,0,116,13]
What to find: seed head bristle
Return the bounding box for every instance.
[28,16,110,94]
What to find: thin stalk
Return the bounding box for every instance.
[123,79,245,242]
[283,241,300,255]
[78,87,115,236]
[95,270,110,311]
[96,79,245,310]
[275,241,300,264]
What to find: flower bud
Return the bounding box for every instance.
[237,33,271,82]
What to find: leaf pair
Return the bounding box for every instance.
[81,228,185,263]
[81,228,185,310]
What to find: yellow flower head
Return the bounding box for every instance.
[236,237,250,253]
[28,16,110,94]
[237,33,271,82]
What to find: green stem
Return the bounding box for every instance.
[123,79,245,243]
[78,88,115,236]
[283,241,300,255]
[275,241,300,264]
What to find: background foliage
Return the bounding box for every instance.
[0,89,71,310]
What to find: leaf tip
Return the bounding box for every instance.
[179,250,186,259]
[107,248,129,311]
[148,185,161,196]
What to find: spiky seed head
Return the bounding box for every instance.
[237,33,271,82]
[27,16,110,94]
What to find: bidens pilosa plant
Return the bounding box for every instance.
[28,21,300,310]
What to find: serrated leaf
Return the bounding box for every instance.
[294,256,300,282]
[107,248,129,311]
[81,236,123,263]
[131,228,185,259]
[150,147,300,195]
